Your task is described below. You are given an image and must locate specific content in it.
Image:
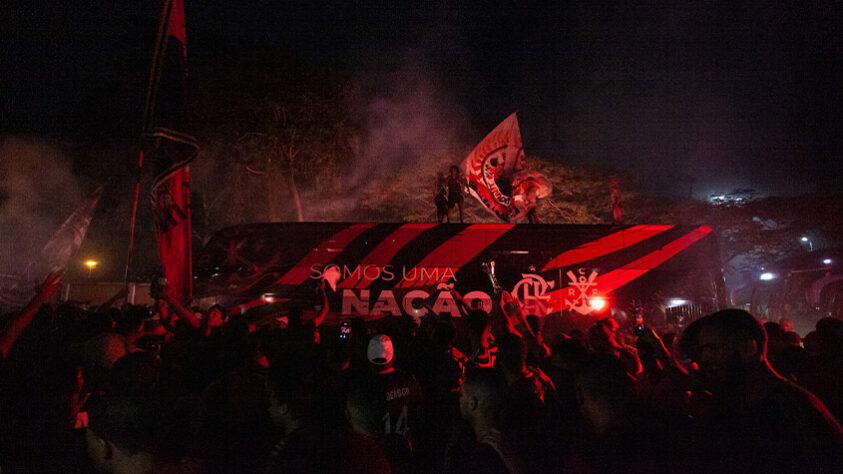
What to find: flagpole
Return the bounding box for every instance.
[123,150,144,290]
[124,0,171,292]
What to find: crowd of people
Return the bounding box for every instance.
[0,273,841,473]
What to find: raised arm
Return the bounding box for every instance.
[311,280,329,328]
[162,293,201,329]
[449,287,471,318]
[0,272,62,359]
[498,290,537,340]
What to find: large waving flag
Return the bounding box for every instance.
[0,189,101,311]
[460,113,551,222]
[144,0,198,303]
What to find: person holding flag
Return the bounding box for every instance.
[459,113,551,223]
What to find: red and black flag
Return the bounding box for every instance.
[144,0,198,303]
[460,114,552,222]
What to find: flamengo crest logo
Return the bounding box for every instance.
[511,273,554,316]
[565,269,599,315]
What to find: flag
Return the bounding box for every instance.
[40,187,102,275]
[144,0,198,303]
[0,189,101,312]
[460,113,551,222]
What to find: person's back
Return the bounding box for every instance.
[85,394,156,474]
[496,332,561,471]
[370,364,423,441]
[265,355,391,474]
[567,354,676,474]
[347,379,414,473]
[365,335,424,444]
[800,317,843,422]
[447,368,526,474]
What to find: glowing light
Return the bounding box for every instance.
[708,194,726,203]
[589,297,607,311]
[262,293,280,303]
[84,260,99,278]
[760,272,775,281]
[823,258,832,265]
[800,237,813,251]
[667,298,688,308]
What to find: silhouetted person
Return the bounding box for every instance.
[568,354,674,473]
[680,309,843,473]
[347,379,413,474]
[801,317,843,422]
[265,360,390,474]
[587,317,642,376]
[365,334,423,445]
[465,309,497,368]
[434,172,449,223]
[610,180,622,224]
[85,395,157,474]
[496,332,560,471]
[779,318,794,333]
[446,368,526,474]
[447,165,465,223]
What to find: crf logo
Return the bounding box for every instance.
[512,273,554,316]
[565,269,599,315]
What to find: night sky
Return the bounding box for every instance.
[2,0,841,197]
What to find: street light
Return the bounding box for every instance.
[667,298,688,308]
[800,236,813,251]
[85,260,98,278]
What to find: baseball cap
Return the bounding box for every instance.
[367,334,394,365]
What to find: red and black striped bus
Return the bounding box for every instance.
[195,223,726,329]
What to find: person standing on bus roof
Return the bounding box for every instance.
[364,334,424,447]
[610,180,622,224]
[447,165,465,223]
[435,172,449,223]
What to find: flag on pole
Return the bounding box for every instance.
[144,0,198,303]
[0,189,101,311]
[460,113,551,222]
[40,187,103,275]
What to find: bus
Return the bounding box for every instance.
[194,223,726,332]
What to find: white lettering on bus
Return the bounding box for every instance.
[402,290,429,317]
[342,289,370,315]
[371,290,402,316]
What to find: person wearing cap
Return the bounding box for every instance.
[365,334,423,446]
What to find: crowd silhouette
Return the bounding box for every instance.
[0,274,840,473]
